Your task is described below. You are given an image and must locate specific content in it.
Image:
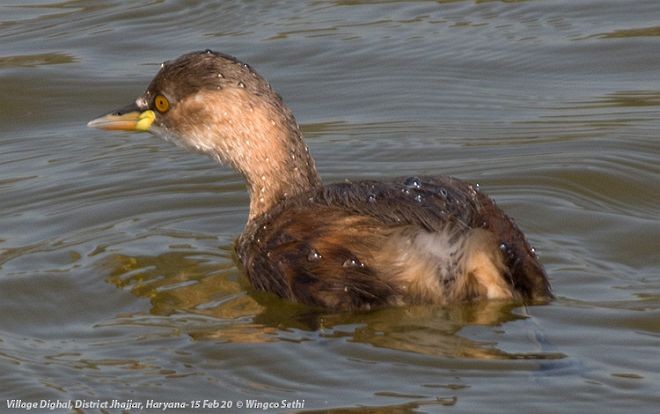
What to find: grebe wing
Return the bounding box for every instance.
[238,176,551,310]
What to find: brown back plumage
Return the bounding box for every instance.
[238,176,552,311]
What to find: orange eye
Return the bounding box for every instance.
[154,95,170,113]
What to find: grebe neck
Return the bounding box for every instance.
[237,94,322,221]
[166,86,321,221]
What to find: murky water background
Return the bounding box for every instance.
[1,1,659,413]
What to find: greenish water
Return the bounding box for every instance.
[1,1,659,413]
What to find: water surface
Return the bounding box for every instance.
[1,1,659,413]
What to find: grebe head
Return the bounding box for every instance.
[88,50,321,219]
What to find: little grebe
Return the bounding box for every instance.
[88,50,552,311]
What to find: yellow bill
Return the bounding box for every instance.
[87,103,155,132]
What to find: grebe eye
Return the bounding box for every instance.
[154,95,170,113]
